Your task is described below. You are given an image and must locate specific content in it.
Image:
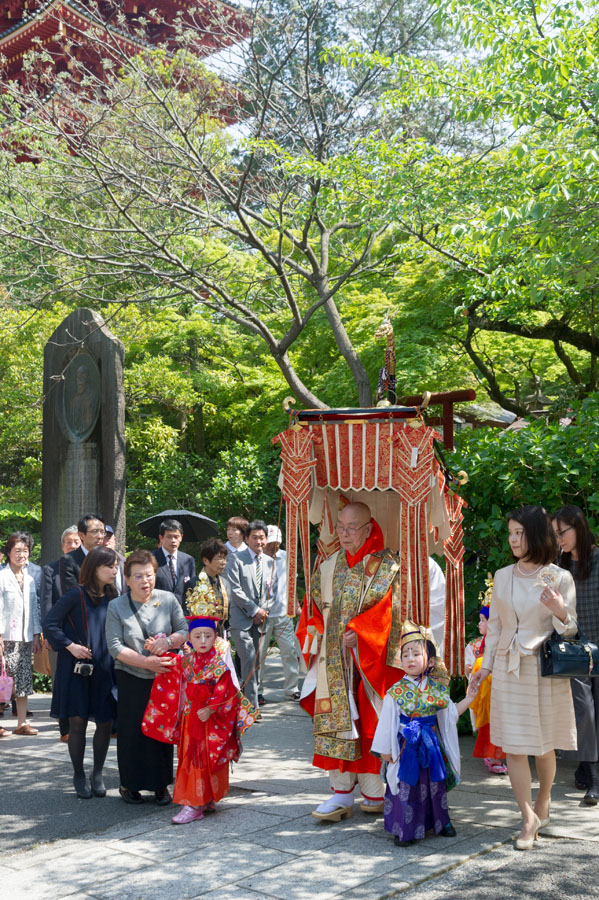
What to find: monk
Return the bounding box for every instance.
[298,501,403,822]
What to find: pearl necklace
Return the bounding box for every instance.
[515,561,543,577]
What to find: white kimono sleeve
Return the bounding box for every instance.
[371,693,401,795]
[436,700,461,781]
[223,644,240,690]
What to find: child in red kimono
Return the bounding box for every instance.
[171,617,252,824]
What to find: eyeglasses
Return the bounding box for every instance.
[131,572,155,583]
[336,523,369,536]
[554,526,573,539]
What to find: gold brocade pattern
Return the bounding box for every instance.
[312,549,401,762]
[314,556,364,736]
[314,732,362,761]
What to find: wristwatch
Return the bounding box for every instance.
[166,636,173,648]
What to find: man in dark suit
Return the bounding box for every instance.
[223,520,274,710]
[152,518,196,612]
[41,526,81,621]
[59,513,105,593]
[40,525,81,741]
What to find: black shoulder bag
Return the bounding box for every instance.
[540,628,599,678]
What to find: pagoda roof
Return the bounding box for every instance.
[0,0,246,69]
[0,0,146,60]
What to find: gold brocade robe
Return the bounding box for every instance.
[311,548,402,762]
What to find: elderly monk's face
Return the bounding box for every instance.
[336,507,372,556]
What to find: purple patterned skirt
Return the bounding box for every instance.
[383,769,450,842]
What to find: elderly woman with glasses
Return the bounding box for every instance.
[106,549,188,806]
[553,505,599,805]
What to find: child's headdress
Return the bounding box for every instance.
[478,573,493,619]
[186,571,223,622]
[400,619,427,649]
[187,617,217,632]
[400,619,449,685]
[186,572,222,632]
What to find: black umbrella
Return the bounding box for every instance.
[137,509,218,543]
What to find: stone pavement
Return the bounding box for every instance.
[1,653,598,900]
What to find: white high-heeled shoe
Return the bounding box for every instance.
[534,800,550,828]
[515,814,541,851]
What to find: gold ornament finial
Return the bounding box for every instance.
[186,572,223,620]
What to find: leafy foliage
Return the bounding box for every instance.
[203,441,282,529]
[334,0,599,414]
[451,393,599,622]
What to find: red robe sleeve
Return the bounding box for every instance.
[347,589,403,701]
[297,594,324,718]
[141,653,183,744]
[296,592,324,670]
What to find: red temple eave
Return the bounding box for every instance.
[0,0,248,68]
[0,5,152,66]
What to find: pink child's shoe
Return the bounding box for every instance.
[172,805,204,825]
[203,801,217,813]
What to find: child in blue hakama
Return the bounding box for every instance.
[371,620,478,846]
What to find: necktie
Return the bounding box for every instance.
[168,554,177,587]
[255,554,262,597]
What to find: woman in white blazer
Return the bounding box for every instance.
[0,532,42,736]
[472,506,577,850]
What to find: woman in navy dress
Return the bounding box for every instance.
[44,546,118,799]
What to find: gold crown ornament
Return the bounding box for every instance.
[400,619,427,649]
[186,572,223,620]
[478,573,494,608]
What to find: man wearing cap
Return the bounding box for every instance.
[297,501,403,822]
[257,526,301,703]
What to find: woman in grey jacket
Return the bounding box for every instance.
[106,549,187,806]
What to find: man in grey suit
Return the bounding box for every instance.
[223,520,273,710]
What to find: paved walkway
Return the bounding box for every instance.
[1,654,598,899]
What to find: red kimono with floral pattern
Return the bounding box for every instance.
[173,647,242,807]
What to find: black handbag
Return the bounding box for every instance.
[540,629,599,678]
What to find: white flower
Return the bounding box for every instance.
[535,567,560,589]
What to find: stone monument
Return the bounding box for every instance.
[41,308,125,563]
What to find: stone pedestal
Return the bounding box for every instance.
[42,309,125,563]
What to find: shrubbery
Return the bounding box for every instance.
[451,393,599,630]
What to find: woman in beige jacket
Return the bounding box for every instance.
[472,506,577,850]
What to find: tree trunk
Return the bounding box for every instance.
[323,299,373,406]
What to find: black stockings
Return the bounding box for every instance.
[68,716,112,793]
